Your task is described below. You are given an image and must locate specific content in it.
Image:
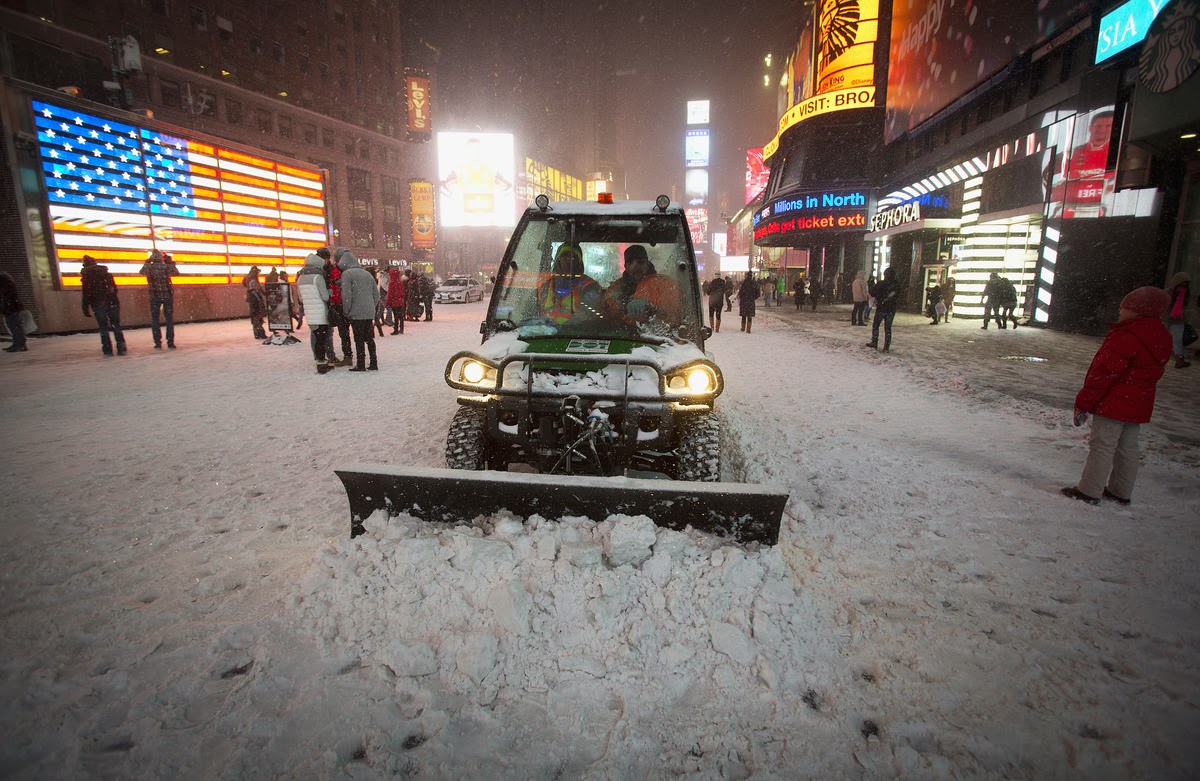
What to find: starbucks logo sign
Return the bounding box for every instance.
[1139,0,1200,93]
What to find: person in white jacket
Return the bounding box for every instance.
[297,253,334,374]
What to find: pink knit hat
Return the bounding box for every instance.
[1119,286,1171,318]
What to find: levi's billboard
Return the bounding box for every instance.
[886,0,1094,143]
[404,70,431,142]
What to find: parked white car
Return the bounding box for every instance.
[435,276,485,303]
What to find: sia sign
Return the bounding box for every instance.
[1096,0,1169,63]
[763,87,877,160]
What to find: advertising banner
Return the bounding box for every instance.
[815,0,880,95]
[685,129,710,168]
[32,98,327,287]
[436,132,516,228]
[745,148,769,205]
[1045,106,1117,219]
[687,100,710,124]
[753,189,869,245]
[404,70,431,142]
[525,158,583,202]
[266,282,294,332]
[885,0,1091,143]
[409,180,436,249]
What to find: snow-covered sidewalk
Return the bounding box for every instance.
[1,306,1197,779]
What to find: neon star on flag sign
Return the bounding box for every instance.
[34,99,327,286]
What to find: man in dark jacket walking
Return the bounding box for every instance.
[139,249,179,348]
[0,270,29,352]
[866,267,902,352]
[81,255,126,356]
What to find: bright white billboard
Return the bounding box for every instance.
[437,132,516,227]
[687,100,710,124]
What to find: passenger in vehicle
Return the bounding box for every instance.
[537,244,602,323]
[605,244,680,327]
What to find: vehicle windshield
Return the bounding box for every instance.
[443,279,470,287]
[491,213,699,342]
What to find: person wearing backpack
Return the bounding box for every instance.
[81,255,126,356]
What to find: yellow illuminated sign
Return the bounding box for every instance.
[763,86,877,160]
[526,158,583,202]
[816,0,879,95]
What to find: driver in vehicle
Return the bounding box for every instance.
[537,244,603,323]
[604,244,680,327]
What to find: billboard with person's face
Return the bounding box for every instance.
[436,132,516,227]
[1045,107,1117,219]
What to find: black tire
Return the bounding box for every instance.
[675,413,721,482]
[446,407,488,470]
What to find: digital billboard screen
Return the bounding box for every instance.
[746,148,769,204]
[815,0,880,95]
[33,99,327,286]
[687,100,710,124]
[437,132,516,227]
[685,129,710,168]
[885,0,1091,142]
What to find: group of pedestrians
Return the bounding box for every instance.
[981,272,1020,329]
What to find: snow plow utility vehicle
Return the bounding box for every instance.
[337,194,787,544]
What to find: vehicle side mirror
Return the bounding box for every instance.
[479,321,488,334]
[701,325,712,339]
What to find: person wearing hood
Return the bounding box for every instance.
[139,249,179,349]
[297,253,335,373]
[1165,271,1192,368]
[242,266,268,340]
[336,248,380,371]
[1062,286,1173,505]
[386,266,408,334]
[81,255,126,356]
[851,270,868,325]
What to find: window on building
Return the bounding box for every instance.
[344,139,355,156]
[153,33,174,59]
[319,62,330,83]
[333,3,346,23]
[347,167,371,195]
[150,0,170,16]
[359,143,369,160]
[296,21,308,37]
[159,78,181,108]
[298,54,310,73]
[256,108,273,133]
[226,98,244,124]
[322,128,335,148]
[250,36,264,55]
[278,114,293,138]
[354,48,364,66]
[302,123,317,143]
[216,15,233,40]
[272,41,285,64]
[190,5,207,29]
[191,87,217,117]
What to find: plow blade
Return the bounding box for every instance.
[336,464,788,545]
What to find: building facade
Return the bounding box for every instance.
[1,1,437,332]
[758,0,1200,332]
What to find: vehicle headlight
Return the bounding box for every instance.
[462,361,486,383]
[686,368,712,392]
[446,354,499,391]
[665,362,721,399]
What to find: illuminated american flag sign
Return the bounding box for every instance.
[34,99,327,287]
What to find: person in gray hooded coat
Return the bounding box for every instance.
[336,247,380,371]
[297,252,334,373]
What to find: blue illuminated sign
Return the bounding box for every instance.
[1096,0,1168,63]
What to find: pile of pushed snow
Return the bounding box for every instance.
[290,510,811,706]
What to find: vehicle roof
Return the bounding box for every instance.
[523,199,683,217]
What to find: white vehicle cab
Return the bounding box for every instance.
[435,276,484,303]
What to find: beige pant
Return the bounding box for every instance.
[1078,414,1141,500]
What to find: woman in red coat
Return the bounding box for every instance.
[386,267,408,334]
[1062,286,1172,505]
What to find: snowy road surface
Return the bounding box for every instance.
[1,304,1197,779]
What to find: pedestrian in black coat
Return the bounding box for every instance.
[738,272,760,332]
[81,255,126,356]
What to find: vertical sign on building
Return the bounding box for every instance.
[404,69,432,143]
[409,180,436,249]
[685,99,710,249]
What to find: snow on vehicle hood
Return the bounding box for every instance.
[472,332,710,397]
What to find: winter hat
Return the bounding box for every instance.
[82,255,96,266]
[1167,271,1190,289]
[334,247,350,261]
[316,247,331,260]
[1120,286,1171,318]
[248,265,261,275]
